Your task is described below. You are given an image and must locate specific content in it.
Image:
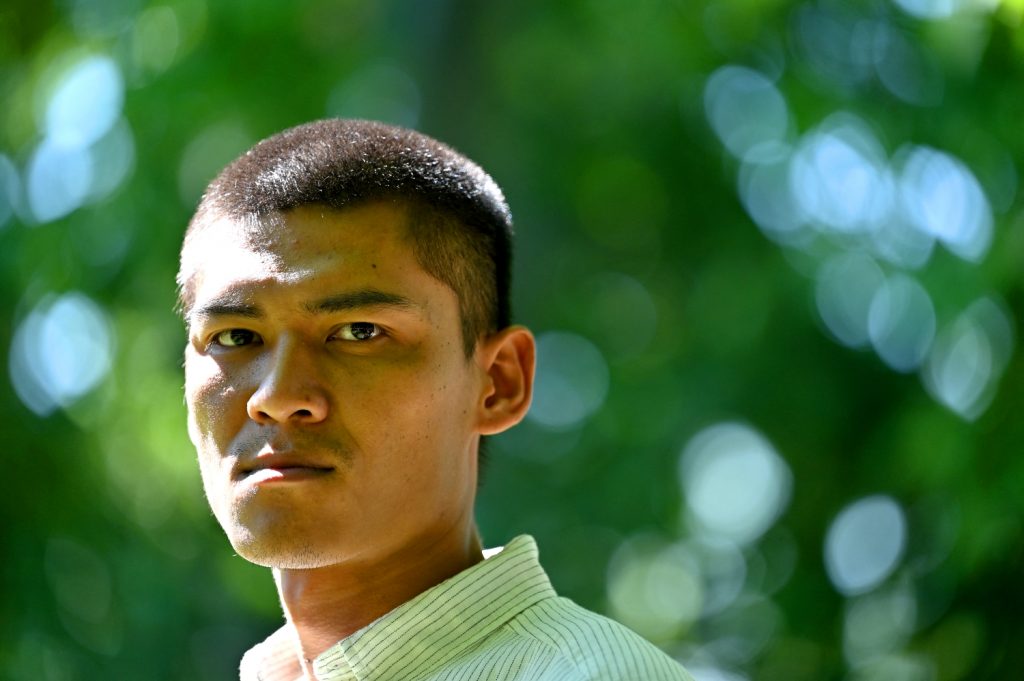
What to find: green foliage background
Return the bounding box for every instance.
[2,0,1023,679]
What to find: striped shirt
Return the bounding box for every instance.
[240,535,693,680]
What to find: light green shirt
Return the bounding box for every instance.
[240,535,693,681]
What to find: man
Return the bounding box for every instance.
[179,118,692,680]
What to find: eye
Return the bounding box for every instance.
[334,322,383,342]
[211,329,261,348]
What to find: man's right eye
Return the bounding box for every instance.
[211,329,261,348]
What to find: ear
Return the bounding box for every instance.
[475,325,536,436]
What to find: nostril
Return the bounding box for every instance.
[246,384,328,423]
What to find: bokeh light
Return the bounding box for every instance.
[892,0,966,20]
[867,274,936,373]
[815,252,886,349]
[701,594,783,667]
[607,536,704,641]
[706,48,1005,421]
[527,331,610,430]
[9,292,115,416]
[704,66,789,162]
[825,495,907,596]
[897,146,992,263]
[923,297,1014,420]
[846,653,934,681]
[683,666,749,681]
[737,152,809,246]
[843,582,917,666]
[790,3,874,92]
[871,21,944,107]
[86,119,136,203]
[789,114,893,235]
[131,5,182,76]
[62,0,143,37]
[25,54,127,223]
[868,205,935,270]
[43,55,124,148]
[691,537,747,618]
[680,423,792,545]
[26,137,94,223]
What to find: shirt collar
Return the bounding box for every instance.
[241,535,555,681]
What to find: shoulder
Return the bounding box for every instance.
[505,596,694,681]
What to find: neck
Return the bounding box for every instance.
[276,525,484,678]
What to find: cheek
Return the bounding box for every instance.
[334,365,453,458]
[380,361,478,448]
[185,354,246,449]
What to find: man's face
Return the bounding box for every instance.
[183,201,486,569]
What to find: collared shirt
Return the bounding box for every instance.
[240,535,693,681]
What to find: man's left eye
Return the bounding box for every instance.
[335,322,382,341]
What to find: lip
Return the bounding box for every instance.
[233,453,335,484]
[242,466,335,484]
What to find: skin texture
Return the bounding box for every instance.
[183,201,535,677]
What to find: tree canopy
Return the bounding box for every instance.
[2,1,1023,679]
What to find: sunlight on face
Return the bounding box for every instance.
[183,202,485,569]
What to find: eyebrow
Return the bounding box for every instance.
[302,289,418,315]
[190,298,262,323]
[190,289,419,325]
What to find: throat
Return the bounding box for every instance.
[275,528,484,662]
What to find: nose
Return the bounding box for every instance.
[247,337,329,425]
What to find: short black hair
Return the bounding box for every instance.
[177,118,513,355]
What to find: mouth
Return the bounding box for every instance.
[234,454,336,484]
[240,465,335,484]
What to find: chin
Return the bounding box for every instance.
[218,495,346,568]
[229,529,339,569]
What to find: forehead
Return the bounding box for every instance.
[184,201,416,282]
[182,200,434,307]
[203,199,411,253]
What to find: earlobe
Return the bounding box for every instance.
[476,325,536,436]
